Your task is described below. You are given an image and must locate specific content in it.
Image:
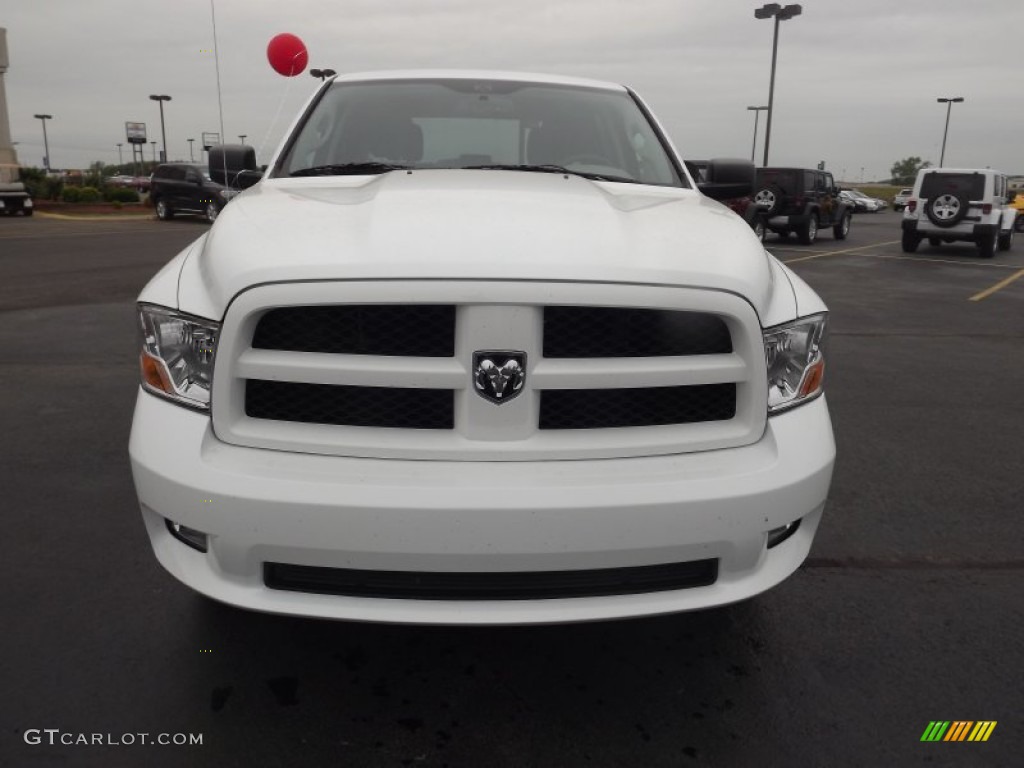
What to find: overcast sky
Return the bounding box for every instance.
[3,0,1021,182]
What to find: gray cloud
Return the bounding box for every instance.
[4,0,1021,180]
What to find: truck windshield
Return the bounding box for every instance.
[276,78,684,187]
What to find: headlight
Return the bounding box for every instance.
[138,304,220,410]
[763,313,827,414]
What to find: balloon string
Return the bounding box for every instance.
[255,62,300,165]
[209,0,228,184]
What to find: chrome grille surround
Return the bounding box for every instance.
[211,280,767,461]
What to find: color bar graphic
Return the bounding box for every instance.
[921,721,950,742]
[944,721,972,741]
[967,721,997,742]
[921,720,996,742]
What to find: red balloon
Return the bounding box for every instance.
[267,33,308,77]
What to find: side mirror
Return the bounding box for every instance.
[698,158,754,201]
[209,144,258,188]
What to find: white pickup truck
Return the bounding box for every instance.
[0,163,33,216]
[129,71,835,625]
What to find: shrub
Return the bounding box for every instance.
[61,186,81,203]
[19,168,64,201]
[77,186,102,203]
[42,177,64,201]
[103,187,140,203]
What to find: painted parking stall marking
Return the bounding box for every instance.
[969,267,1024,301]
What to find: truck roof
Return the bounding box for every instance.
[326,69,627,93]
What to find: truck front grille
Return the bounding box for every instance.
[245,380,454,429]
[544,306,732,357]
[539,384,736,429]
[213,281,766,460]
[253,305,456,357]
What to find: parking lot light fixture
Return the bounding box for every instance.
[33,113,53,172]
[310,68,336,82]
[937,97,964,168]
[746,106,769,164]
[755,3,802,167]
[188,138,195,162]
[149,94,171,163]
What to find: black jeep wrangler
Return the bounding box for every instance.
[753,167,852,244]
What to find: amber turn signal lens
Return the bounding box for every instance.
[799,359,825,397]
[140,350,174,395]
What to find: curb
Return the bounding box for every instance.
[34,212,155,221]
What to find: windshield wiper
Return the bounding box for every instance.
[289,162,409,177]
[462,164,638,184]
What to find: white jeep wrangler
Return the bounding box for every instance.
[129,71,835,625]
[901,167,1017,257]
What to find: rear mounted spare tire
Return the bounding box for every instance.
[925,193,967,228]
[753,186,782,216]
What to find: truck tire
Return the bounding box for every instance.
[798,214,818,245]
[901,231,921,253]
[997,227,1013,252]
[833,211,851,240]
[155,198,174,221]
[977,233,996,259]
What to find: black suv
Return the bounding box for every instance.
[753,168,852,244]
[150,163,234,222]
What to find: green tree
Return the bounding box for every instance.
[890,157,931,185]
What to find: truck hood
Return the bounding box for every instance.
[178,170,773,318]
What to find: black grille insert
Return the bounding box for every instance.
[253,305,456,357]
[264,559,719,600]
[540,384,736,429]
[544,307,732,358]
[245,380,453,429]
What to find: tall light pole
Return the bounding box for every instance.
[33,113,52,171]
[746,105,769,164]
[754,4,802,167]
[116,142,123,165]
[188,138,195,162]
[238,134,246,144]
[149,94,171,162]
[937,97,964,167]
[151,141,157,164]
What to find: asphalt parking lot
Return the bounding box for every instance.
[1,210,1021,767]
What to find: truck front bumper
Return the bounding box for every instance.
[129,391,835,625]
